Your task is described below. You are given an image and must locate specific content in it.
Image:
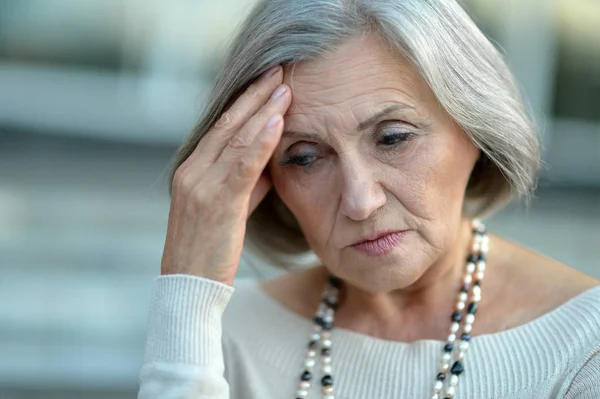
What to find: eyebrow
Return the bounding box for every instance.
[282,103,414,141]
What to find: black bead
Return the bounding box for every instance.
[444,343,453,352]
[308,340,318,349]
[478,252,487,262]
[314,316,325,327]
[437,372,446,381]
[467,254,478,263]
[451,311,462,322]
[451,361,464,375]
[301,370,312,381]
[472,228,485,236]
[473,280,481,288]
[324,297,338,309]
[321,375,333,386]
[321,348,331,356]
[322,321,333,330]
[461,333,471,341]
[460,284,469,293]
[328,275,342,288]
[467,302,478,314]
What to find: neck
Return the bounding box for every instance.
[326,218,475,342]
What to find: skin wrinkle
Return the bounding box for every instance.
[267,34,481,341]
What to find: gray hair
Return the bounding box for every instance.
[170,0,540,267]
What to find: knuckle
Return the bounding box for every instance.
[236,156,258,179]
[246,82,263,100]
[172,168,192,192]
[214,111,236,131]
[190,185,210,209]
[227,135,252,153]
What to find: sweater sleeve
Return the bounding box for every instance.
[138,274,235,399]
[565,348,600,399]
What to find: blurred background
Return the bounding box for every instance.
[0,0,598,398]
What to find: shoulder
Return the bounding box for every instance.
[479,234,600,337]
[489,233,600,309]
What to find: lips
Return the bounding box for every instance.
[351,230,406,246]
[350,230,407,256]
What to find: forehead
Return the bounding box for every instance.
[282,35,431,119]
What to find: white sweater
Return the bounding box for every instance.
[138,274,600,398]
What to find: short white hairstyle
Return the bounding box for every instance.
[171,0,540,266]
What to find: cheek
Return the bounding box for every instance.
[270,165,336,234]
[383,133,475,218]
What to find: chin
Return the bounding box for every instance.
[335,255,426,294]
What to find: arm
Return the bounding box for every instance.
[138,274,234,399]
[565,347,600,399]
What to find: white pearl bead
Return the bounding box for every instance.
[460,341,470,351]
[322,356,332,364]
[476,271,485,280]
[450,374,459,386]
[297,389,308,397]
[473,294,481,303]
[459,292,468,302]
[434,380,443,392]
[446,385,456,397]
[465,314,475,324]
[300,381,311,390]
[466,262,475,273]
[307,350,317,358]
[322,339,332,348]
[324,395,335,399]
[477,261,486,271]
[324,315,333,322]
[311,333,320,341]
[447,333,456,343]
[431,394,440,399]
[451,322,460,333]
[464,324,472,333]
[457,301,465,311]
[323,386,334,394]
[304,358,315,368]
[472,285,481,297]
[456,350,465,360]
[441,362,450,372]
[443,352,452,362]
[322,364,332,374]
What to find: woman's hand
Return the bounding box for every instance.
[160,65,291,286]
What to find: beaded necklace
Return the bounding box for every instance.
[294,219,489,399]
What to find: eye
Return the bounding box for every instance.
[376,127,416,148]
[280,154,318,166]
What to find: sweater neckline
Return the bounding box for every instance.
[244,279,600,347]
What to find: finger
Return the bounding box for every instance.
[247,171,272,219]
[217,83,290,165]
[222,114,283,199]
[190,65,283,166]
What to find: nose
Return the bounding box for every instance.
[339,159,387,221]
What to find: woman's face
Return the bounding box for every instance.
[268,35,480,293]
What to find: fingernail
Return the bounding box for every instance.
[272,85,287,99]
[265,65,280,78]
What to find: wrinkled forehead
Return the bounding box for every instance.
[281,36,433,123]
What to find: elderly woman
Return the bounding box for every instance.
[138,0,600,398]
